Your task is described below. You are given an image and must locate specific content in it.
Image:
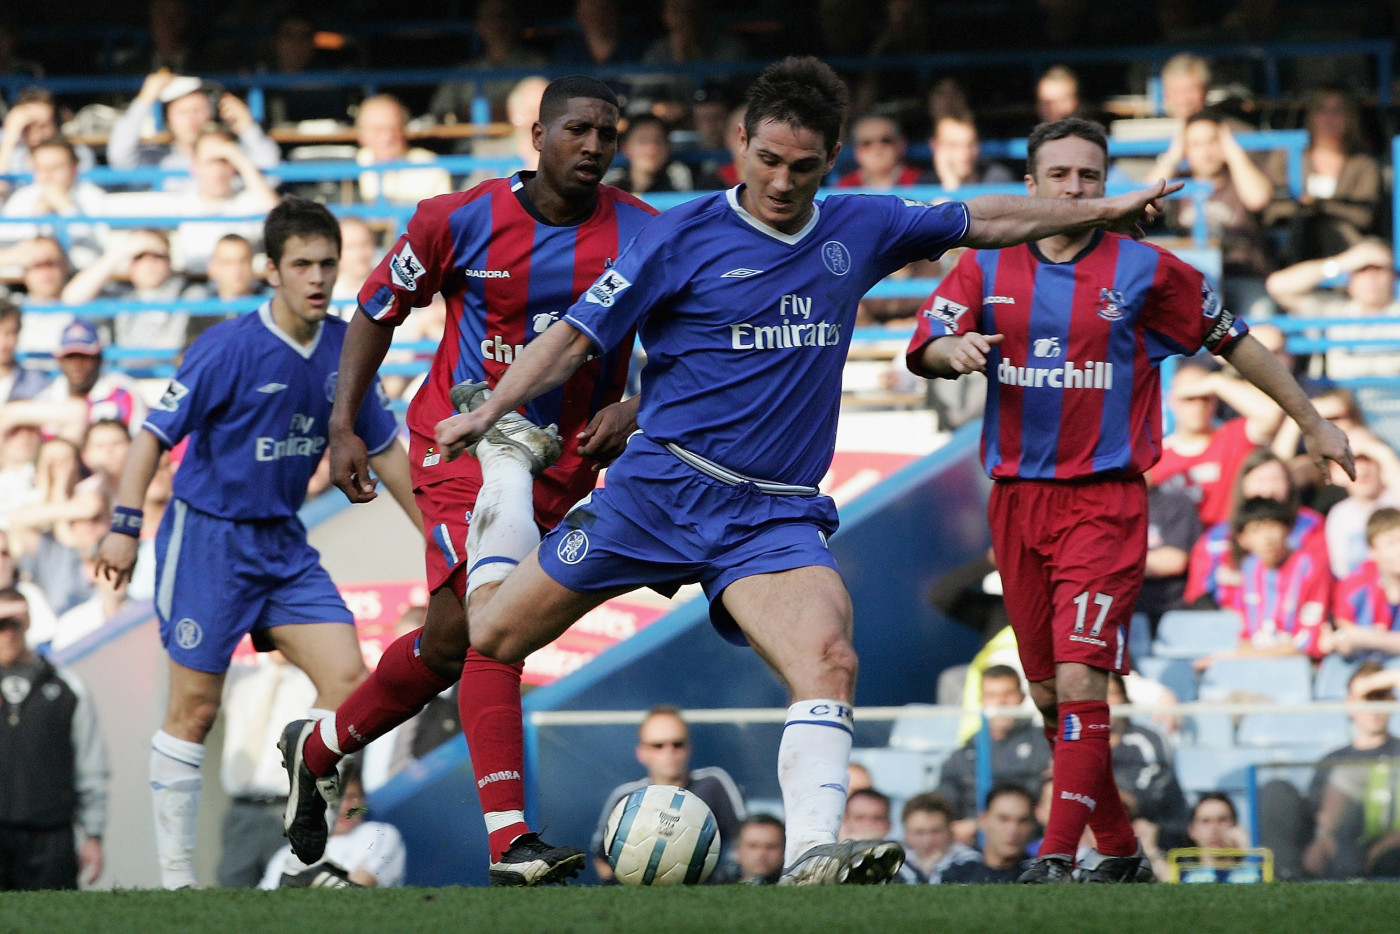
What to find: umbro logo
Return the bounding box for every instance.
[720,268,764,279]
[257,382,288,394]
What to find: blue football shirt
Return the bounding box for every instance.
[143,303,399,520]
[565,187,969,487]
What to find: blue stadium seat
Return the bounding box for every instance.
[887,705,964,753]
[1236,711,1351,749]
[1175,746,1273,795]
[1151,610,1240,659]
[849,748,938,801]
[1314,654,1361,701]
[743,798,785,821]
[1199,656,1314,704]
[1128,612,1153,665]
[1136,656,1199,702]
[1185,714,1236,748]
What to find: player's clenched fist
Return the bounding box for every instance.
[946,332,1005,374]
[95,532,139,587]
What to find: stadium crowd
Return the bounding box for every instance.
[3,0,1400,890]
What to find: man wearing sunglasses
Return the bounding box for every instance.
[589,705,745,882]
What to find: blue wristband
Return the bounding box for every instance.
[110,505,144,538]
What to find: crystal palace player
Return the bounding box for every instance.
[436,59,1191,886]
[906,117,1353,884]
[94,199,419,890]
[279,76,655,886]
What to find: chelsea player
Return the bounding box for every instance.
[95,198,419,890]
[436,57,1188,885]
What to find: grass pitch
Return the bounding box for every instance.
[3,882,1395,934]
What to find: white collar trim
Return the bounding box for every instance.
[258,301,323,360]
[726,186,822,245]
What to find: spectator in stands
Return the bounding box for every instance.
[1327,509,1400,662]
[938,783,1037,884]
[464,75,547,189]
[1271,385,1369,513]
[79,419,130,498]
[1149,110,1279,319]
[1265,239,1400,383]
[553,0,644,67]
[1286,663,1400,879]
[713,814,785,884]
[1,138,108,268]
[1185,448,1329,611]
[1178,792,1258,883]
[112,0,203,75]
[1323,433,1400,579]
[354,95,451,205]
[1152,357,1285,528]
[168,126,280,274]
[8,441,104,616]
[837,115,922,190]
[1192,496,1332,671]
[591,706,745,882]
[256,12,353,127]
[839,788,892,842]
[10,237,72,359]
[1137,480,1203,632]
[217,652,317,887]
[1107,673,1190,851]
[50,536,134,652]
[4,322,144,445]
[62,230,191,351]
[107,71,281,179]
[0,299,48,402]
[0,422,41,519]
[1160,53,1211,121]
[260,761,407,888]
[847,761,874,794]
[921,113,1014,193]
[695,104,745,190]
[0,525,58,650]
[430,0,548,124]
[895,792,974,884]
[0,89,96,177]
[606,114,692,195]
[1264,87,1382,262]
[183,233,263,339]
[1035,66,1082,125]
[331,218,377,320]
[935,665,1051,843]
[633,0,747,118]
[0,587,108,891]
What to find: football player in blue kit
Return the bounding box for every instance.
[437,56,1181,885]
[95,198,420,890]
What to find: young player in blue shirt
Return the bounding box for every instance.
[435,56,1192,885]
[95,198,419,890]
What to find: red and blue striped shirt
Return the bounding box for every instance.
[1333,560,1400,632]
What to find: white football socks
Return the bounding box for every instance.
[150,730,204,889]
[465,442,540,602]
[777,699,855,866]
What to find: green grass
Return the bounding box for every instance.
[3,883,1398,934]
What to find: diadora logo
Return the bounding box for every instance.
[1032,337,1061,358]
[557,529,589,564]
[998,359,1113,390]
[721,267,764,279]
[477,770,521,788]
[256,382,287,394]
[821,240,851,276]
[983,295,1015,305]
[464,268,511,279]
[389,243,426,291]
[585,269,631,306]
[926,296,967,331]
[1098,288,1126,321]
[156,379,190,411]
[1059,790,1098,810]
[481,334,526,363]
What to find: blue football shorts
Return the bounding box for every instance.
[537,434,841,645]
[153,499,354,673]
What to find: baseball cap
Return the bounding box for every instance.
[158,75,208,105]
[57,320,102,357]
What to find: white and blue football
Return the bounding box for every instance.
[603,784,721,886]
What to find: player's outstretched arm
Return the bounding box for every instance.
[913,333,1005,379]
[94,429,165,587]
[576,395,640,470]
[960,180,1184,248]
[367,439,424,535]
[437,320,596,460]
[1220,333,1355,481]
[330,311,396,503]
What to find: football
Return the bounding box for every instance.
[603,784,721,886]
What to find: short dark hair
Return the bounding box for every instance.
[264,197,340,265]
[31,136,77,162]
[1184,107,1229,130]
[539,75,619,125]
[623,113,668,144]
[1192,791,1237,823]
[984,781,1035,813]
[1232,496,1295,535]
[216,233,252,250]
[846,787,891,814]
[744,56,849,153]
[1026,117,1108,175]
[0,298,19,327]
[1367,507,1400,546]
[740,813,785,836]
[902,791,954,824]
[84,418,130,442]
[982,664,1022,686]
